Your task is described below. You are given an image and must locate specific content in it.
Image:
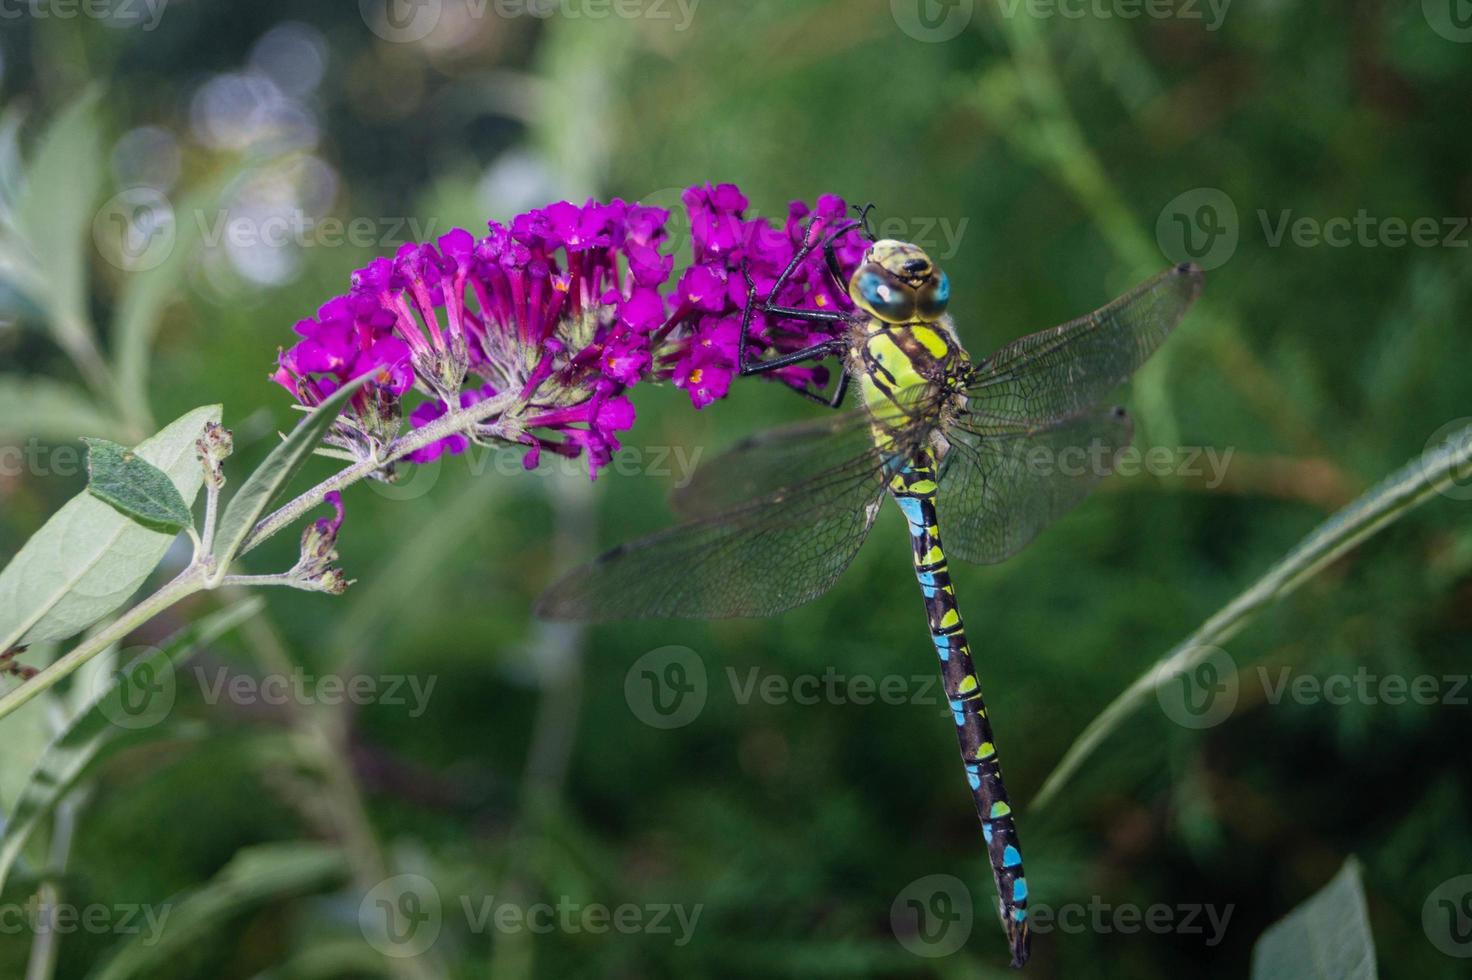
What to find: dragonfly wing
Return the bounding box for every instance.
[965,263,1203,431]
[937,406,1134,565]
[670,410,896,520]
[538,448,896,622]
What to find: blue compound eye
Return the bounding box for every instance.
[853,268,916,322]
[917,271,950,319]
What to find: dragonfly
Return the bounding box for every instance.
[539,210,1204,967]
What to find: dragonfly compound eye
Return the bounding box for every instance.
[916,270,951,320]
[851,267,917,323]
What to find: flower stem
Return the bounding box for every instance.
[238,389,522,558]
[0,568,206,722]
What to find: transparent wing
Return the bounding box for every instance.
[964,263,1203,433]
[671,409,907,521]
[537,449,892,622]
[936,406,1134,565]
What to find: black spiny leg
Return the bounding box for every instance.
[737,219,864,409]
[739,260,851,409]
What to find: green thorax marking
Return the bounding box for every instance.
[853,315,970,445]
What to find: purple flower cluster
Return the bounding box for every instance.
[662,185,868,408]
[272,184,868,478]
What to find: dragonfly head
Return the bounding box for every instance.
[849,239,951,324]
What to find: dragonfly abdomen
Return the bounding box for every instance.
[889,449,1030,968]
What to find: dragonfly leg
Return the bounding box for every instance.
[739,261,852,408]
[890,450,1031,968]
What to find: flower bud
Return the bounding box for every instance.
[196,422,234,489]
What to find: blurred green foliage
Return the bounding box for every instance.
[1,1,1471,977]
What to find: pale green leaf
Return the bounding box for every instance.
[1036,422,1472,809]
[0,599,262,895]
[0,376,120,442]
[83,437,195,534]
[1250,858,1377,980]
[0,405,221,651]
[212,376,369,569]
[14,88,103,334]
[89,842,348,980]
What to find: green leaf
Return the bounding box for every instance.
[0,376,120,443]
[1035,422,1472,809]
[14,88,103,336]
[89,842,348,980]
[211,375,369,569]
[83,437,195,534]
[0,598,262,895]
[1250,858,1377,980]
[0,405,221,651]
